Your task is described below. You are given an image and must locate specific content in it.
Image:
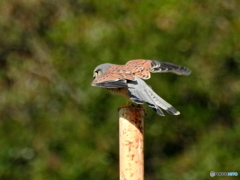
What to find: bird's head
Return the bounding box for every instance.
[93,63,113,79]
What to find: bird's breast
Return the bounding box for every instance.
[106,87,130,98]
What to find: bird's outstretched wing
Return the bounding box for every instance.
[127,77,180,116]
[125,59,191,79]
[92,60,191,86]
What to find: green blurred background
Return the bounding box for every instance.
[0,0,240,179]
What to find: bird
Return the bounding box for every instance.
[91,59,191,116]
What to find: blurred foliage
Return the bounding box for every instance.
[0,0,240,179]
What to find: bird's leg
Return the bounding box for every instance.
[125,99,132,106]
[118,99,132,109]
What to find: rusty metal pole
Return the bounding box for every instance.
[119,106,145,180]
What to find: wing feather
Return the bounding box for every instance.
[150,61,191,75]
[127,77,180,115]
[92,79,128,88]
[125,59,191,79]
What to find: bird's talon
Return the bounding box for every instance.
[118,103,132,110]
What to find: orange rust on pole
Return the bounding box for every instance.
[119,106,145,180]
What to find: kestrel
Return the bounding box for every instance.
[92,59,191,116]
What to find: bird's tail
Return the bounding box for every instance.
[127,77,180,116]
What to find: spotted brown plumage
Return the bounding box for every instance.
[92,59,191,116]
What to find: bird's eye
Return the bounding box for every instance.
[93,71,98,79]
